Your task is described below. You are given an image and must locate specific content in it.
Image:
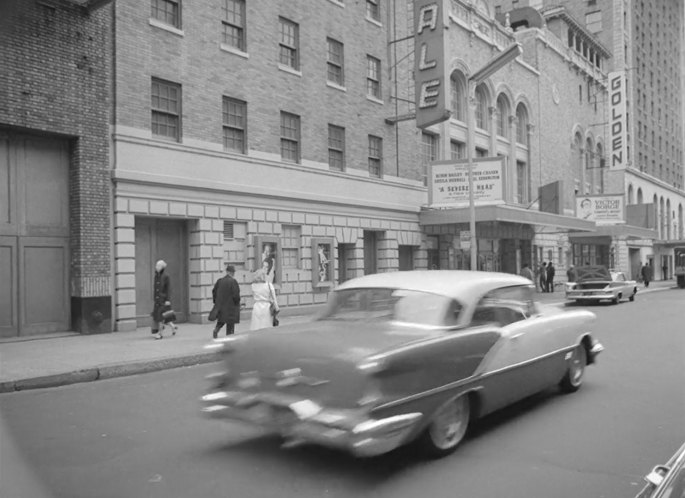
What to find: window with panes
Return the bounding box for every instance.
[450,73,466,121]
[223,221,247,269]
[366,0,380,21]
[279,18,299,70]
[450,140,465,159]
[151,0,180,28]
[368,135,382,178]
[222,97,246,153]
[366,56,381,99]
[475,85,488,130]
[327,38,344,85]
[280,112,300,163]
[422,132,438,185]
[281,225,301,269]
[151,78,181,141]
[516,160,527,204]
[222,0,245,51]
[328,124,345,171]
[496,96,509,138]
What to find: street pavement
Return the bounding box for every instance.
[0,280,677,393]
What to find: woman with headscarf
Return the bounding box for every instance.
[151,259,171,339]
[250,269,279,330]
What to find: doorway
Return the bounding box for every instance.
[135,218,188,328]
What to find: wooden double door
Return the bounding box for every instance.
[0,135,70,338]
[134,218,188,328]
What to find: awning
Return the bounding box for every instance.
[569,224,657,241]
[419,204,596,232]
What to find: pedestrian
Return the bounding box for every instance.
[546,262,556,292]
[566,264,575,283]
[249,269,279,330]
[538,262,547,292]
[151,260,171,340]
[209,264,241,338]
[662,263,668,280]
[519,263,534,282]
[641,262,652,288]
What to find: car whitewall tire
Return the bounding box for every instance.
[418,395,470,458]
[560,344,586,393]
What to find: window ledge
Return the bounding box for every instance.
[220,44,249,59]
[366,16,382,27]
[148,18,184,37]
[366,95,384,105]
[278,64,302,77]
[326,81,347,92]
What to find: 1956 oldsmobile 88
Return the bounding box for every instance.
[201,270,603,458]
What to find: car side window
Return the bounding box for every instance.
[471,285,537,327]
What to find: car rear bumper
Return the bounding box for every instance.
[566,291,616,301]
[200,389,423,457]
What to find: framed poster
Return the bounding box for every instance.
[254,236,280,285]
[312,237,334,288]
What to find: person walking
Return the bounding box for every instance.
[249,269,279,330]
[566,264,575,283]
[210,264,241,338]
[151,259,171,340]
[519,263,534,282]
[538,262,547,292]
[641,262,652,288]
[546,262,556,293]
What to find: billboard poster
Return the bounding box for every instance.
[428,157,504,207]
[575,194,625,224]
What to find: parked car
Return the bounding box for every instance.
[565,265,638,304]
[201,270,603,459]
[635,441,685,498]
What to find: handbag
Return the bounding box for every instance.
[162,304,176,324]
[208,305,218,322]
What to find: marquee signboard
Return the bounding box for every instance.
[428,157,504,207]
[608,71,628,170]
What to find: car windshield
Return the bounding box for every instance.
[318,287,463,327]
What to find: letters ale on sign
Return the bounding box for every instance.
[414,0,450,129]
[608,71,627,170]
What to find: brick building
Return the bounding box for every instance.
[0,0,112,338]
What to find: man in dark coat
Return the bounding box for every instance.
[151,260,170,339]
[211,265,241,338]
[641,262,652,288]
[538,262,547,292]
[546,263,556,292]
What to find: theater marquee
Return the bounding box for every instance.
[428,157,504,207]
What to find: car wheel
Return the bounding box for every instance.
[612,295,620,304]
[418,394,470,458]
[560,344,587,393]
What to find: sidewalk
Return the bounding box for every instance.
[0,280,677,394]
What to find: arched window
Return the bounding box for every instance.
[637,188,643,204]
[496,95,510,138]
[627,184,634,204]
[475,85,489,130]
[585,138,594,169]
[516,104,528,145]
[450,72,467,122]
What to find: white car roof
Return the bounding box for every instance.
[335,270,532,302]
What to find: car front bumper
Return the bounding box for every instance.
[200,389,423,458]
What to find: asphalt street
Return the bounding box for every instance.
[1,289,684,498]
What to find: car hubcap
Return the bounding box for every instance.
[569,345,587,386]
[429,396,469,450]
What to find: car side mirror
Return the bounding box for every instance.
[644,465,670,487]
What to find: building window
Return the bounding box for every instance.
[279,17,299,70]
[450,72,466,121]
[368,135,382,178]
[151,0,180,28]
[222,0,246,51]
[366,56,381,99]
[281,225,301,269]
[516,160,527,204]
[496,95,510,138]
[327,38,344,86]
[516,104,528,145]
[328,124,345,171]
[222,97,246,153]
[475,85,489,130]
[223,221,247,269]
[422,132,438,185]
[366,0,380,22]
[280,112,300,163]
[151,78,181,141]
[450,140,465,159]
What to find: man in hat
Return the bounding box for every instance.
[210,264,241,338]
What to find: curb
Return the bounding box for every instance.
[0,351,221,394]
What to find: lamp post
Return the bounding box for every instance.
[465,43,522,270]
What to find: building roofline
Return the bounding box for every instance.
[540,5,612,58]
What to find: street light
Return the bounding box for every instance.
[465,42,522,270]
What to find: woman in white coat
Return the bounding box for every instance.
[250,269,279,330]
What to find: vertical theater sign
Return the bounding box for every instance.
[414,0,451,128]
[608,71,627,170]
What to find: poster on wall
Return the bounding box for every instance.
[254,236,279,284]
[312,238,334,288]
[428,156,504,207]
[575,194,625,224]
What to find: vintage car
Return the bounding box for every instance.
[201,270,603,459]
[565,265,638,304]
[635,441,685,498]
